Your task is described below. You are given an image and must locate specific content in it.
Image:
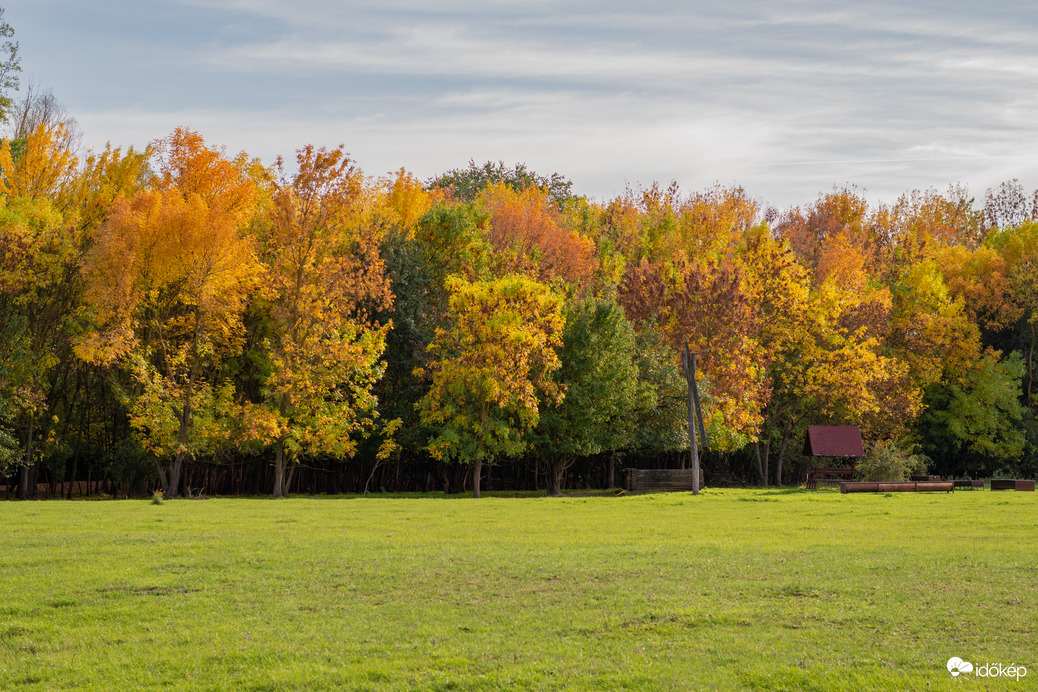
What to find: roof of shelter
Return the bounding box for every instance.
[803,426,865,457]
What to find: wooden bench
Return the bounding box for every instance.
[951,480,984,490]
[910,474,942,481]
[990,479,1035,491]
[841,481,954,493]
[623,468,703,492]
[805,467,854,489]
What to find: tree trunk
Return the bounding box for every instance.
[606,452,616,489]
[284,465,296,495]
[547,463,565,497]
[754,439,770,487]
[153,457,170,496]
[19,415,35,500]
[774,424,792,487]
[167,309,206,499]
[273,438,286,498]
[472,458,482,499]
[67,428,83,500]
[168,449,185,499]
[682,343,701,494]
[1027,320,1035,405]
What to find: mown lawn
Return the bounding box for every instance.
[1,488,1035,690]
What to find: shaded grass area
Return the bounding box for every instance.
[1,489,1035,690]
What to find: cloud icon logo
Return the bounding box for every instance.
[947,657,974,676]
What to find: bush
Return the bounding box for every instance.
[856,440,929,482]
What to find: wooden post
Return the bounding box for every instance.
[682,338,700,495]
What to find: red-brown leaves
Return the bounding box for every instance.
[619,258,765,439]
[479,182,594,286]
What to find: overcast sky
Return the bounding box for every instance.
[6,0,1038,208]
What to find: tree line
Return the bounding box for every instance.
[1,13,1037,498]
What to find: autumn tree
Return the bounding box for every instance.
[987,221,1038,404]
[6,83,79,157]
[737,228,810,485]
[742,221,927,485]
[479,182,595,287]
[77,128,261,498]
[417,275,564,498]
[0,121,111,498]
[983,179,1034,231]
[759,280,918,484]
[619,257,763,445]
[886,260,982,392]
[880,186,983,267]
[245,145,394,497]
[774,187,877,282]
[935,243,1019,332]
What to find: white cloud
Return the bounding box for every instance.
[16,0,1038,208]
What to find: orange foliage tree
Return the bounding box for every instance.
[478,182,595,287]
[77,128,261,497]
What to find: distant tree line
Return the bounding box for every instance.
[1,12,1037,499]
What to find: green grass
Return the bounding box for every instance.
[1,488,1035,690]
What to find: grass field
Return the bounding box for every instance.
[1,488,1035,690]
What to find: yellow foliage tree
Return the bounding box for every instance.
[245,145,394,497]
[417,274,564,498]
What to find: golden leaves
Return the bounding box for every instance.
[419,274,564,463]
[250,144,394,460]
[0,123,78,205]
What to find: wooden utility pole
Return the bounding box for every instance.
[681,338,707,495]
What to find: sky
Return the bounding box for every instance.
[5,0,1038,209]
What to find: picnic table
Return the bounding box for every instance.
[805,466,854,489]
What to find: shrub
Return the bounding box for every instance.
[856,439,929,482]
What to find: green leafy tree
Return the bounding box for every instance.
[915,351,1026,477]
[0,8,19,121]
[428,160,574,207]
[630,323,689,455]
[417,274,564,497]
[534,299,647,496]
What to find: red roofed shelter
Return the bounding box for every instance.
[803,426,864,488]
[803,426,865,457]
